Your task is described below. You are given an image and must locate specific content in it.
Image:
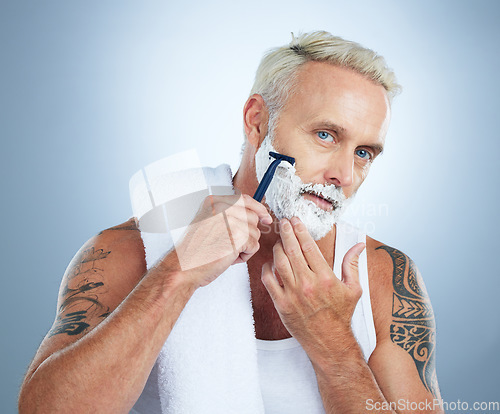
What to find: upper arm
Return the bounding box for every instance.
[366,238,443,412]
[25,218,146,379]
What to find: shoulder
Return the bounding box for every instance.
[365,235,434,342]
[84,216,146,282]
[96,217,144,249]
[58,217,147,316]
[365,235,427,296]
[94,217,146,270]
[72,217,146,281]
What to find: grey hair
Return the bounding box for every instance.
[241,31,401,155]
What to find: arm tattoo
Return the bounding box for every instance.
[49,247,111,337]
[97,220,139,235]
[376,245,439,398]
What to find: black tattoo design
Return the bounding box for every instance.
[49,247,111,338]
[98,220,139,235]
[48,311,90,336]
[376,245,438,398]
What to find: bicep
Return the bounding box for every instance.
[368,243,443,412]
[48,241,112,338]
[26,223,146,378]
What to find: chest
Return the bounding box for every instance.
[247,244,335,340]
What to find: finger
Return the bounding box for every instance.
[200,195,240,222]
[289,217,330,274]
[273,267,284,287]
[211,194,272,225]
[240,193,273,224]
[232,256,244,265]
[341,242,365,289]
[237,250,258,263]
[227,215,261,261]
[261,261,284,304]
[279,218,310,277]
[238,227,261,262]
[273,239,296,287]
[225,204,260,228]
[203,194,266,224]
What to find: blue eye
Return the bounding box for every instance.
[356,149,372,160]
[317,131,334,143]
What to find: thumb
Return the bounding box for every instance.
[341,242,366,288]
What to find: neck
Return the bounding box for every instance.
[233,161,336,340]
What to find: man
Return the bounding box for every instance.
[19,31,443,413]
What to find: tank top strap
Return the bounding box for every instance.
[333,221,377,361]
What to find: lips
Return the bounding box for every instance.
[313,192,331,203]
[302,191,337,211]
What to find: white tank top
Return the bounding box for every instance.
[131,221,376,413]
[256,337,324,413]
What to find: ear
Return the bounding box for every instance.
[243,94,269,150]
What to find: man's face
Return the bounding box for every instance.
[255,61,391,239]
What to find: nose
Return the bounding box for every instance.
[324,149,354,188]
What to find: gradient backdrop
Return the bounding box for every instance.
[1,1,499,412]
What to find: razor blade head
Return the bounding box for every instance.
[269,151,295,166]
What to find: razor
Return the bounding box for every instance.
[253,152,295,202]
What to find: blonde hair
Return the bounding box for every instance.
[242,31,401,152]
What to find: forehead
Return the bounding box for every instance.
[281,61,391,140]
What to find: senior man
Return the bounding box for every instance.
[19,31,443,413]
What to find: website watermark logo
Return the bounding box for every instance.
[366,398,500,412]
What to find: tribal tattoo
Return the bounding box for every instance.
[376,245,439,398]
[49,247,111,337]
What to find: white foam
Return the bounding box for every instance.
[255,134,350,240]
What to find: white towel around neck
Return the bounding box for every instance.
[129,154,265,414]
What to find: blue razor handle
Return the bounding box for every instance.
[253,152,295,202]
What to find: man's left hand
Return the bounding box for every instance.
[261,217,365,355]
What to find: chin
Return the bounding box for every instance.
[271,197,340,241]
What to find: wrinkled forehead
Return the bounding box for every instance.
[280,62,391,139]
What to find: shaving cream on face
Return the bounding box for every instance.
[255,134,350,240]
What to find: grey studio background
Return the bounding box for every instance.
[1,0,499,413]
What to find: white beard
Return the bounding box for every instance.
[255,134,350,240]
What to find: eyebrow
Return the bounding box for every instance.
[312,120,347,134]
[311,120,385,156]
[366,143,384,156]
